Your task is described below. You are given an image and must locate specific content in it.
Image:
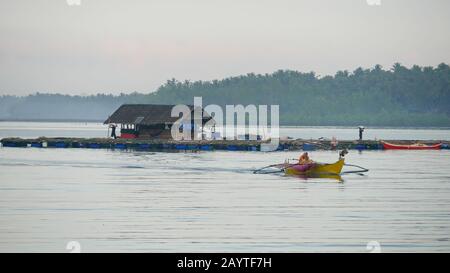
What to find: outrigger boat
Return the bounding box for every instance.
[253,150,368,179]
[381,141,442,150]
[284,158,345,175]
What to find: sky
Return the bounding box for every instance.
[0,0,449,96]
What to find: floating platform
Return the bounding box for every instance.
[1,137,448,151]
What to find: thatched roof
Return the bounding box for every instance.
[104,104,213,125]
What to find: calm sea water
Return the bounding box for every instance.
[1,122,450,252]
[1,121,450,140]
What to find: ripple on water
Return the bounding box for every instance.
[0,146,450,252]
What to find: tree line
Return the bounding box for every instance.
[1,63,449,126]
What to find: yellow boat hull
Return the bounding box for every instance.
[294,173,343,182]
[285,159,345,176]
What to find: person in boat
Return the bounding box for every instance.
[298,152,313,164]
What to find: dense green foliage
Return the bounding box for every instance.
[1,63,449,126]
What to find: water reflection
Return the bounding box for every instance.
[292,173,344,182]
[0,147,449,252]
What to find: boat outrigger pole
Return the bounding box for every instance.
[340,163,369,175]
[253,149,369,176]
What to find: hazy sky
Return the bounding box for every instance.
[0,0,449,95]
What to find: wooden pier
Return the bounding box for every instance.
[1,137,448,151]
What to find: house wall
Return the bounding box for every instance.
[138,124,198,140]
[119,123,206,140]
[138,127,172,139]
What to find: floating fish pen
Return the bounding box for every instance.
[1,137,448,151]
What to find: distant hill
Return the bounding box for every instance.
[1,63,450,126]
